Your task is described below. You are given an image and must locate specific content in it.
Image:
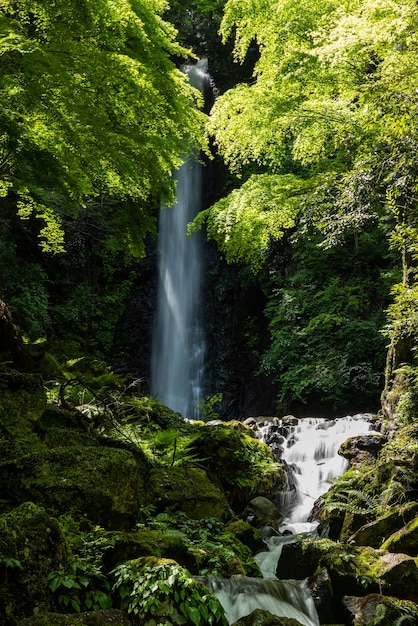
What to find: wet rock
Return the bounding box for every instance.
[308,568,334,624]
[0,502,73,624]
[343,594,418,626]
[241,496,283,531]
[20,610,132,625]
[349,502,418,548]
[276,536,418,603]
[231,609,304,626]
[380,514,418,555]
[338,434,386,466]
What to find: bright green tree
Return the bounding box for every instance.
[195,0,418,412]
[0,0,206,256]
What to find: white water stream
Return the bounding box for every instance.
[206,413,378,624]
[151,61,210,419]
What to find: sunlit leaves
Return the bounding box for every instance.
[190,173,312,269]
[0,0,206,255]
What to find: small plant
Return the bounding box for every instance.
[196,393,223,421]
[47,560,112,613]
[112,559,228,625]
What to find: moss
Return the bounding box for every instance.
[277,536,418,603]
[0,446,148,528]
[147,466,230,520]
[0,502,73,624]
[349,502,418,548]
[380,515,418,555]
[20,609,132,625]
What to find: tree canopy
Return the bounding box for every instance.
[0,0,206,255]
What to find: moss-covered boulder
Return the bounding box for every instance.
[0,373,47,462]
[20,610,132,625]
[147,466,231,519]
[380,515,418,556]
[231,610,305,626]
[349,502,418,549]
[0,446,148,528]
[240,497,283,531]
[276,537,418,603]
[185,422,286,509]
[0,502,73,624]
[343,594,418,626]
[338,434,386,466]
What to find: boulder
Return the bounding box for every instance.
[241,497,283,531]
[231,609,304,626]
[348,502,418,548]
[343,594,418,626]
[0,502,73,624]
[147,466,231,519]
[338,434,386,466]
[20,610,132,625]
[276,537,418,603]
[380,514,418,556]
[0,446,147,529]
[0,372,47,464]
[308,568,334,624]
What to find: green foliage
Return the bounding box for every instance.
[0,0,206,255]
[196,393,223,421]
[47,562,112,613]
[112,559,228,625]
[260,235,389,410]
[189,174,313,270]
[139,512,261,578]
[47,515,114,613]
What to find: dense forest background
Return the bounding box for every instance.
[1,0,418,422]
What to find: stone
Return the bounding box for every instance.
[338,434,386,466]
[0,446,147,529]
[241,496,283,531]
[349,502,418,548]
[0,502,73,625]
[147,466,230,519]
[308,568,335,624]
[20,610,132,625]
[231,609,304,626]
[276,536,418,603]
[380,514,418,556]
[343,594,418,626]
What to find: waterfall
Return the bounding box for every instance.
[203,413,378,624]
[268,414,379,533]
[151,60,210,419]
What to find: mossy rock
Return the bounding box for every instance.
[102,528,194,571]
[0,372,46,422]
[276,537,418,603]
[20,609,132,625]
[0,502,73,624]
[0,373,47,462]
[349,502,418,548]
[147,466,231,519]
[380,514,418,555]
[185,423,286,509]
[0,446,148,528]
[225,519,265,554]
[343,594,418,626]
[231,609,305,626]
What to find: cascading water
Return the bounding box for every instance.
[151,60,210,419]
[204,413,379,624]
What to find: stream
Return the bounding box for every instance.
[202,413,379,625]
